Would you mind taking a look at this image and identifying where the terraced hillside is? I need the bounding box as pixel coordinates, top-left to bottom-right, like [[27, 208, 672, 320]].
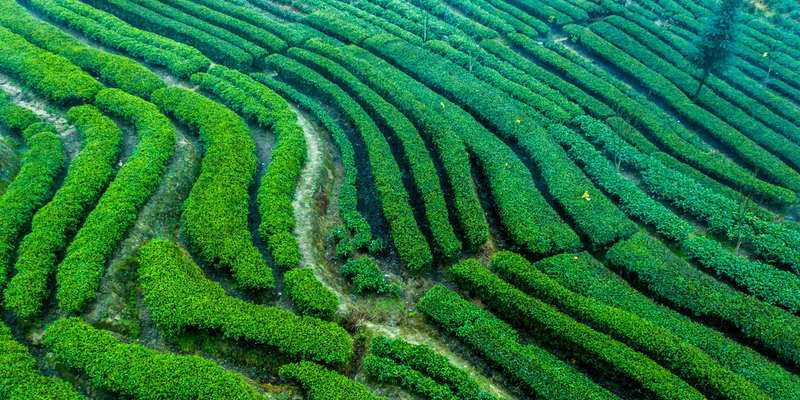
[[0, 0, 799, 398]]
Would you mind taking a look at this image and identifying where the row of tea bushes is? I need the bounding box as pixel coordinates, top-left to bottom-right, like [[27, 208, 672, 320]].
[[43, 317, 262, 400], [56, 89, 175, 313], [138, 239, 352, 364], [279, 361, 380, 400], [151, 87, 273, 290], [363, 356, 458, 400], [4, 105, 121, 318]]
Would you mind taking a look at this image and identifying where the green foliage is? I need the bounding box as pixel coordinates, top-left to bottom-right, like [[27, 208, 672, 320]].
[[407, 0, 498, 39], [151, 87, 272, 290], [264, 54, 432, 272], [139, 239, 352, 364], [304, 10, 375, 44], [0, 25, 101, 104], [43, 317, 261, 400], [81, 0, 254, 69], [501, 0, 573, 25], [27, 0, 209, 77], [4, 105, 121, 318], [537, 250, 800, 399], [493, 251, 769, 400], [279, 361, 381, 400], [417, 285, 618, 400], [0, 321, 84, 400], [285, 268, 338, 320], [0, 0, 164, 99], [191, 66, 306, 270], [450, 259, 705, 400], [303, 40, 488, 251], [367, 35, 635, 249], [0, 91, 38, 134], [340, 257, 399, 295], [690, 0, 742, 75], [288, 46, 461, 260], [370, 336, 496, 400], [250, 73, 373, 249], [363, 356, 458, 400], [57, 89, 175, 313], [607, 234, 800, 366]]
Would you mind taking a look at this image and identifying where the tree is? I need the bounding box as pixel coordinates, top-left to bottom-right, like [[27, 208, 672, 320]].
[[689, 0, 743, 101]]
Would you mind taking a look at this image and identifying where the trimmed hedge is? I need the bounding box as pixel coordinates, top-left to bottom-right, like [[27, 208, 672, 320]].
[[539, 249, 800, 400], [370, 336, 496, 400], [0, 107, 63, 293], [279, 361, 381, 400], [139, 239, 352, 364], [81, 0, 253, 69], [507, 33, 795, 205], [151, 87, 272, 290], [450, 259, 705, 400], [191, 66, 306, 270], [502, 0, 574, 26], [250, 73, 374, 249], [284, 268, 338, 320], [0, 0, 164, 99], [407, 0, 498, 39], [311, 0, 423, 45], [472, 0, 549, 36], [264, 54, 432, 272], [0, 321, 84, 400], [44, 317, 261, 400], [607, 234, 800, 366], [363, 356, 458, 400], [493, 251, 769, 400], [340, 257, 399, 295], [304, 10, 375, 44], [4, 105, 120, 318], [302, 40, 489, 251], [551, 119, 692, 242], [366, 35, 636, 249], [564, 24, 800, 191], [287, 47, 461, 260], [417, 285, 619, 400], [0, 26, 101, 104], [27, 0, 209, 77], [56, 89, 175, 313]]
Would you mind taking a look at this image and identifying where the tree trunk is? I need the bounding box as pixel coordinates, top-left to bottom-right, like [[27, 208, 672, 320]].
[[692, 71, 709, 101], [423, 9, 429, 42]]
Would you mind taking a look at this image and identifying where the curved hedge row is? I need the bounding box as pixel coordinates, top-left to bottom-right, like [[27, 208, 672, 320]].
[[0, 26, 101, 104], [588, 20, 800, 174], [0, 0, 163, 99], [139, 239, 351, 363], [683, 236, 800, 312], [0, 104, 64, 293], [450, 259, 705, 400], [303, 40, 489, 251], [407, 0, 498, 39], [284, 268, 338, 320], [363, 356, 458, 400], [288, 47, 461, 260], [493, 251, 769, 400], [537, 249, 800, 400], [56, 89, 175, 313], [27, 0, 209, 77], [506, 33, 795, 205], [190, 66, 305, 270], [43, 317, 261, 400], [81, 0, 253, 69], [151, 87, 272, 290], [4, 105, 121, 318], [551, 121, 692, 241], [564, 24, 800, 191], [417, 285, 619, 400], [304, 10, 376, 44], [279, 361, 380, 400], [264, 54, 432, 272], [470, 0, 548, 36], [607, 234, 800, 367], [0, 321, 84, 400], [576, 116, 800, 273], [312, 0, 423, 45], [250, 73, 374, 249], [366, 34, 637, 249], [370, 336, 496, 400]]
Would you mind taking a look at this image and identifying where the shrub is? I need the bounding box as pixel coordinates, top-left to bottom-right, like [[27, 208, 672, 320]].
[[139, 239, 352, 364], [4, 105, 121, 318], [44, 318, 261, 400], [279, 361, 381, 400], [57, 89, 175, 313], [340, 257, 399, 295], [151, 87, 272, 290], [0, 90, 38, 133], [363, 356, 458, 400], [285, 268, 338, 320]]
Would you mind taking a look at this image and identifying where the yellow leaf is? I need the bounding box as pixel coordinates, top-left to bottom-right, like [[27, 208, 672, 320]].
[[581, 191, 590, 198], [763, 52, 768, 57], [515, 119, 521, 124], [440, 102, 445, 108]]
